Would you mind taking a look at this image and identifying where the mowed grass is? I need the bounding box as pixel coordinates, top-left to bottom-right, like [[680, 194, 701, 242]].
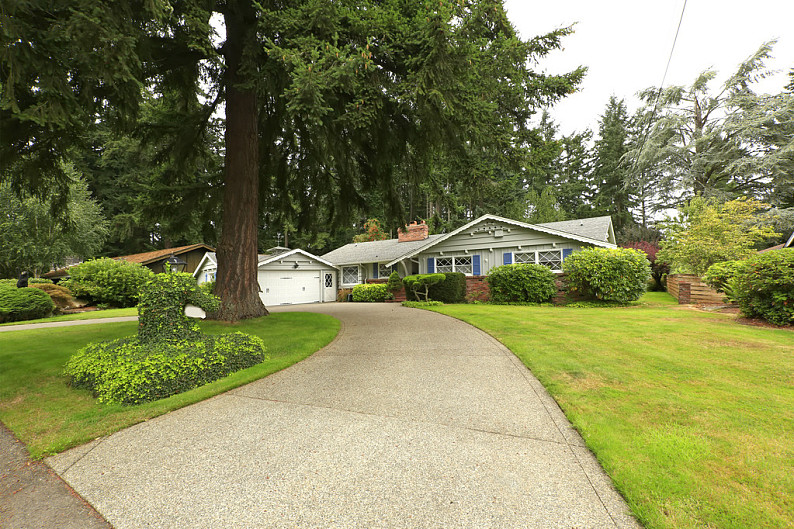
[[431, 292, 793, 529], [0, 307, 138, 326], [0, 312, 339, 459]]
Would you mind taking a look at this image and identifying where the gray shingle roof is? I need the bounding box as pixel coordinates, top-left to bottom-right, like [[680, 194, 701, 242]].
[[321, 234, 445, 265], [537, 216, 614, 243]]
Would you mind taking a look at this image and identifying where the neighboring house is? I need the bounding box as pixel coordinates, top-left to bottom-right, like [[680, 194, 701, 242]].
[[194, 247, 338, 306], [116, 244, 215, 275], [759, 231, 794, 252], [322, 214, 617, 289]]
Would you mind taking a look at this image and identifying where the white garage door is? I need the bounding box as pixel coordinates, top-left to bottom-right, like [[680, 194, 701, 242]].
[[258, 270, 322, 305]]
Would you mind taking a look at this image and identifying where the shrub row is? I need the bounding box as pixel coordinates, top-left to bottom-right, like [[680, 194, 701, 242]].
[[64, 333, 268, 405], [65, 258, 154, 307], [487, 264, 556, 303], [562, 248, 651, 303], [731, 249, 793, 326], [352, 283, 391, 302], [0, 283, 55, 323]]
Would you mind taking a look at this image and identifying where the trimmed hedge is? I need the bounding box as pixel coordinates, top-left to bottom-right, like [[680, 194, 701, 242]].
[[427, 272, 466, 303], [64, 333, 268, 405], [66, 258, 154, 307], [487, 264, 556, 303], [562, 247, 651, 303], [731, 249, 794, 326], [0, 284, 56, 322], [351, 283, 391, 302], [403, 273, 445, 301]]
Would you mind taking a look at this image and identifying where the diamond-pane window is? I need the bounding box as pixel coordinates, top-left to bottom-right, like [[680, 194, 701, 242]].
[[436, 257, 453, 273], [454, 256, 472, 274], [513, 252, 534, 264], [378, 264, 392, 278], [342, 266, 359, 285], [538, 250, 562, 270]]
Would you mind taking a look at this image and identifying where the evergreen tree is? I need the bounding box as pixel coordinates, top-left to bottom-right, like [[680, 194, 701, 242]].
[[2, 0, 583, 320], [591, 96, 634, 231]]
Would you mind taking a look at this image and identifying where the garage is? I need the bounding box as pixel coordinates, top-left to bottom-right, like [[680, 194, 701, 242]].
[[194, 248, 338, 306]]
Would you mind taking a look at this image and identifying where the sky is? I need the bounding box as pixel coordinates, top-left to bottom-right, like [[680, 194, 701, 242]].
[[503, 0, 794, 135]]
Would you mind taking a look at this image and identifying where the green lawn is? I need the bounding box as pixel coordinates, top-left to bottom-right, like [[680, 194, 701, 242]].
[[0, 307, 138, 326], [430, 292, 793, 529], [0, 312, 339, 458]]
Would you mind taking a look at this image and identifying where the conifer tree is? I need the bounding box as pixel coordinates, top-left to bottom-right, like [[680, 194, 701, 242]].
[[2, 0, 583, 320]]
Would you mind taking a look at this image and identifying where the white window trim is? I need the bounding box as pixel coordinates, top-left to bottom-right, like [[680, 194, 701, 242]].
[[435, 255, 474, 276], [513, 249, 565, 273], [341, 265, 361, 286]]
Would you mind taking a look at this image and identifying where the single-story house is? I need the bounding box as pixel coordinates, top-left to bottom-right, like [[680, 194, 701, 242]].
[[194, 247, 338, 305], [321, 214, 617, 289], [116, 244, 215, 275], [759, 231, 794, 252]]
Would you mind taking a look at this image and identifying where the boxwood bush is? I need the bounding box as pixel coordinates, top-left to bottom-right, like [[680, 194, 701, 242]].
[[67, 258, 154, 307], [487, 264, 556, 303], [562, 247, 651, 303], [427, 272, 466, 303], [0, 284, 56, 322], [351, 283, 391, 302], [730, 249, 794, 326]]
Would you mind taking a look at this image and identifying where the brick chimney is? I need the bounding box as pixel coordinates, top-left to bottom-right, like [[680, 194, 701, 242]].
[[398, 221, 429, 242]]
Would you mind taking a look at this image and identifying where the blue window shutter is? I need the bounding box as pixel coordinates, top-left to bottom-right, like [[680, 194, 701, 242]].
[[503, 252, 513, 265], [562, 249, 573, 261], [372, 263, 378, 279], [473, 254, 481, 275], [391, 264, 397, 273], [427, 258, 435, 273]]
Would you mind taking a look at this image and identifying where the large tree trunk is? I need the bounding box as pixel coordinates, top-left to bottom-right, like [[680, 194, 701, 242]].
[[213, 1, 268, 321]]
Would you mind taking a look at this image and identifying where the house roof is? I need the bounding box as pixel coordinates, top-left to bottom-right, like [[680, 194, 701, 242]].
[[193, 249, 337, 277], [115, 244, 215, 266], [258, 248, 338, 269], [321, 234, 445, 266], [537, 216, 615, 244], [383, 214, 617, 267]]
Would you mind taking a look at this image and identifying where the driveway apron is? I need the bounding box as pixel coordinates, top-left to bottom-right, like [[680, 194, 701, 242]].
[[47, 303, 639, 528]]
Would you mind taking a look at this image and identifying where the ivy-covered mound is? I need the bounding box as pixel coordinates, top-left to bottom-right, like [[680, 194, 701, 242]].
[[65, 273, 267, 405]]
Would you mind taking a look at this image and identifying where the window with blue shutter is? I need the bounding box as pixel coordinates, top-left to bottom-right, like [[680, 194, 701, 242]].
[[562, 249, 573, 261], [372, 263, 378, 279], [427, 257, 435, 273], [503, 252, 513, 265], [472, 254, 481, 275]]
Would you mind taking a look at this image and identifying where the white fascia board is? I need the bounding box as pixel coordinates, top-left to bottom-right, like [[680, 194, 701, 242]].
[[192, 252, 217, 278], [386, 214, 616, 267], [257, 248, 339, 269], [786, 231, 794, 248]]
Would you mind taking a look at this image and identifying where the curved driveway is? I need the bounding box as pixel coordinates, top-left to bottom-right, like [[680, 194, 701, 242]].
[[47, 303, 639, 528]]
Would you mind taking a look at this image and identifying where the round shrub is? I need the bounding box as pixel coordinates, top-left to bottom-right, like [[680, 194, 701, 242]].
[[0, 284, 55, 322], [731, 249, 794, 326], [428, 272, 466, 303], [67, 258, 154, 307], [64, 333, 268, 405], [562, 247, 651, 303], [351, 283, 391, 302], [487, 264, 556, 303]]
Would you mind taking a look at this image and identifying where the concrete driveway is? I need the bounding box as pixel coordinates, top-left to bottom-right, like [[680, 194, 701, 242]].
[[47, 303, 639, 528]]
